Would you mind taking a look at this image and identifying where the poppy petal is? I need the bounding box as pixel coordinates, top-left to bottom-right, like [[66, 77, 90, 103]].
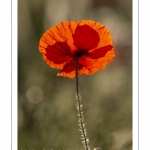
[[78, 20, 113, 50], [78, 47, 115, 75], [72, 25, 100, 50], [79, 57, 95, 68], [58, 59, 83, 78], [39, 21, 78, 54], [87, 48, 115, 72], [89, 45, 113, 59], [45, 42, 72, 64]]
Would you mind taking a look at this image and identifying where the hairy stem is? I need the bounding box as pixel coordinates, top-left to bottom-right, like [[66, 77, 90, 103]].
[[75, 56, 90, 150]]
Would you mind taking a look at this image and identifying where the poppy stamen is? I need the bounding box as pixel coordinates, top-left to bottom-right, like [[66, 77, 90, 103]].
[[74, 49, 89, 58]]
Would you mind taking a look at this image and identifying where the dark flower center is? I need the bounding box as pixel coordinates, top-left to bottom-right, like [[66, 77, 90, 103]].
[[73, 49, 89, 58]]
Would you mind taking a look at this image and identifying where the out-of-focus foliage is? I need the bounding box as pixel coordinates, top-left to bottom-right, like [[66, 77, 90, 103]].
[[18, 0, 132, 149]]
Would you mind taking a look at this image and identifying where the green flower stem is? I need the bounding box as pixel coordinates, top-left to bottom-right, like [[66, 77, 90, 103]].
[[75, 56, 90, 150]]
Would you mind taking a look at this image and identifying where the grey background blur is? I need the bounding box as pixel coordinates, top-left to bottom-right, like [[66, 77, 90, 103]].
[[18, 0, 132, 149]]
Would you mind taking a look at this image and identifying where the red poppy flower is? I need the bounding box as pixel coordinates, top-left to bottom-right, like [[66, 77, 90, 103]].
[[39, 20, 115, 78]]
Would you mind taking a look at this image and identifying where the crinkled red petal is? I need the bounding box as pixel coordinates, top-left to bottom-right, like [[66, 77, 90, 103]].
[[72, 25, 100, 50], [89, 45, 113, 59], [58, 59, 83, 78], [45, 42, 72, 64]]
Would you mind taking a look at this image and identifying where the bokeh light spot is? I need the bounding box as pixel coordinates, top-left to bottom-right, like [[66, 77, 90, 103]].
[[26, 86, 44, 103]]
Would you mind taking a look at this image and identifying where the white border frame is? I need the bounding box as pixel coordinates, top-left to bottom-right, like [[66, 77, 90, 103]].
[[139, 0, 150, 150], [12, 0, 17, 149], [0, 0, 15, 149]]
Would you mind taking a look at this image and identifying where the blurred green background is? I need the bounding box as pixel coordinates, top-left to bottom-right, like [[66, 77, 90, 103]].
[[18, 0, 132, 149]]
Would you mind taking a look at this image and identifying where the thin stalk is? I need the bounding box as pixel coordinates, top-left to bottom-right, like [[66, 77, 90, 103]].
[[75, 56, 90, 150]]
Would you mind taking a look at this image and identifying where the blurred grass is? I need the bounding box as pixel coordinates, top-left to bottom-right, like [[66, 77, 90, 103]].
[[18, 0, 132, 149]]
